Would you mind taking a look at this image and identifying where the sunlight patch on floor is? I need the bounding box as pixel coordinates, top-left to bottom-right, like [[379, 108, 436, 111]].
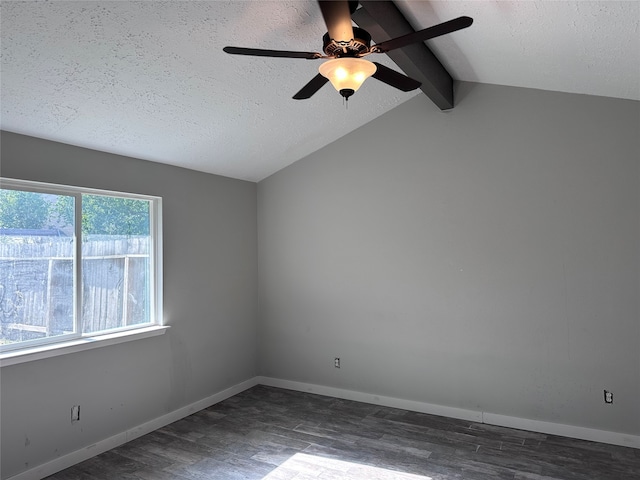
[[262, 452, 432, 479]]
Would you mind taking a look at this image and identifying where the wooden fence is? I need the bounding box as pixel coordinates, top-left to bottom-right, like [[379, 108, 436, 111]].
[[0, 235, 149, 344]]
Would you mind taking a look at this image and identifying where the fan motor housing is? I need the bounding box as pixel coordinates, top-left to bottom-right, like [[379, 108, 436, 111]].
[[323, 27, 371, 57]]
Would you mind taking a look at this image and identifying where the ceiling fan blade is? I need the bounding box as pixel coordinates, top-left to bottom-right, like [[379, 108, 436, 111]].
[[223, 46, 321, 59], [318, 0, 354, 43], [371, 63, 421, 92], [293, 73, 330, 100], [372, 16, 473, 53]]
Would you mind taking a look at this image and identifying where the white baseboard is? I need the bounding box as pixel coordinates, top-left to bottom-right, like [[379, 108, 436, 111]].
[[7, 377, 259, 480], [9, 375, 639, 480], [256, 376, 484, 423], [482, 412, 640, 450], [256, 376, 640, 450]]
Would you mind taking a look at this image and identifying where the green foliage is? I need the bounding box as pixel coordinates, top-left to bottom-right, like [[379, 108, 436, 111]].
[[55, 194, 149, 235], [0, 189, 50, 229], [1, 190, 149, 236], [53, 196, 74, 228], [81, 195, 149, 235]]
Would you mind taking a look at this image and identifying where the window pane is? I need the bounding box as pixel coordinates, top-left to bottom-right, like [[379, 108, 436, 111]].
[[0, 189, 75, 346], [81, 194, 151, 334]]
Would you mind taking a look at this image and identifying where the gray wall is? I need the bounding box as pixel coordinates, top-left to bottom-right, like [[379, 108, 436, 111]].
[[257, 82, 640, 436], [0, 131, 259, 478]]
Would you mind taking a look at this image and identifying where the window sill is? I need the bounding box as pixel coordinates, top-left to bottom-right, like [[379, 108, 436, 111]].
[[0, 325, 170, 367]]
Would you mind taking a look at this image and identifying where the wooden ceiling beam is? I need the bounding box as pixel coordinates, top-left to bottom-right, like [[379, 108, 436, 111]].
[[353, 1, 454, 110]]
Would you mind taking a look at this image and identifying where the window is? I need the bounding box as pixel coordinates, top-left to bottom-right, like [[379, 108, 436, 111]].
[[0, 178, 162, 354]]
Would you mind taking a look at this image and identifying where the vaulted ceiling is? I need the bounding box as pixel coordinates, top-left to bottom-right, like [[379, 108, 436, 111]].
[[1, 1, 638, 182]]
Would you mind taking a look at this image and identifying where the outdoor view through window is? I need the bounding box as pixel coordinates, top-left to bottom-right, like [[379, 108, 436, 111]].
[[0, 183, 155, 350]]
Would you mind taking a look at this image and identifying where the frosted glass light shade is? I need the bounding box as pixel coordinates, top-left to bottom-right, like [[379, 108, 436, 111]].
[[318, 58, 377, 94]]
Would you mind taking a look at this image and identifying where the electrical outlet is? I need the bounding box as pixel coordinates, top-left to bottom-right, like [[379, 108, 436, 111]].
[[604, 390, 613, 404], [71, 405, 80, 422], [334, 357, 340, 368]]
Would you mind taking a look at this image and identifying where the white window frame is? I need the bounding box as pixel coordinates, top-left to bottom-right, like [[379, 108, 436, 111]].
[[0, 178, 166, 366]]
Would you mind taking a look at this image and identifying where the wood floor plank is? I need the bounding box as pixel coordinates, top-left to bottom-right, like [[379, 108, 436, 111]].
[[45, 385, 640, 480]]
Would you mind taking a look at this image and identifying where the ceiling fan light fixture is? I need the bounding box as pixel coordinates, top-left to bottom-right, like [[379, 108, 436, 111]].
[[318, 58, 377, 98]]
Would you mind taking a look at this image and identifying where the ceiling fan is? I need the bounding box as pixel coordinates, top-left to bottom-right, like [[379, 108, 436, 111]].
[[224, 1, 472, 101]]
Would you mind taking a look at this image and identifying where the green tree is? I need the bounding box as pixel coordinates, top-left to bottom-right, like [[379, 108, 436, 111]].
[[82, 195, 149, 235], [56, 194, 149, 236], [1, 189, 149, 235], [0, 189, 50, 229]]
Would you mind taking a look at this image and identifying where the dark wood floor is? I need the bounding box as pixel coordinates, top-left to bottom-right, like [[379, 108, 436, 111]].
[[46, 385, 640, 480]]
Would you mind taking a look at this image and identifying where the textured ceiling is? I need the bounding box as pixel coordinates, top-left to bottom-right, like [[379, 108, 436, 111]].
[[1, 1, 638, 182]]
